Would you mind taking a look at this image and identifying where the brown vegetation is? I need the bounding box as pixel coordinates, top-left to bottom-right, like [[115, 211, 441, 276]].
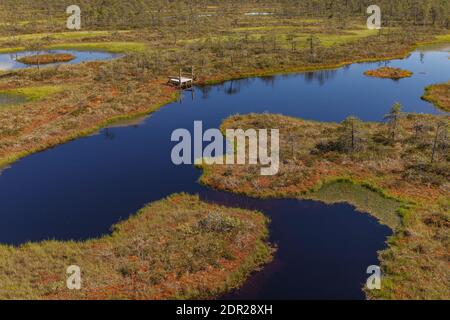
[[0, 1, 448, 172], [199, 112, 449, 299], [0, 194, 273, 299], [0, 61, 178, 168], [0, 0, 448, 300], [422, 82, 450, 112]]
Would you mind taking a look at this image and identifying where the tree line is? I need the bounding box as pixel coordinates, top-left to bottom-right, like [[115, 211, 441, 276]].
[[1, 0, 448, 34], [337, 104, 448, 172]]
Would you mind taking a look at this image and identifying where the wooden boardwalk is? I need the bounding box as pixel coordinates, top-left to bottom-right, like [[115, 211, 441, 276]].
[[168, 76, 193, 88], [168, 67, 195, 89]]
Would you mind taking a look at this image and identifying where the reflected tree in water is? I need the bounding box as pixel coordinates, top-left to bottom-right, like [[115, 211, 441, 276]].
[[104, 128, 116, 140], [199, 86, 212, 99], [260, 76, 277, 88], [303, 69, 337, 86]]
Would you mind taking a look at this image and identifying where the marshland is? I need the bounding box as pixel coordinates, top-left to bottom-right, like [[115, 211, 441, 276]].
[[0, 0, 448, 300]]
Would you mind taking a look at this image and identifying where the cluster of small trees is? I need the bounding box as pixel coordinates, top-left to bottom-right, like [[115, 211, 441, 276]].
[[279, 0, 449, 28], [0, 0, 448, 34]]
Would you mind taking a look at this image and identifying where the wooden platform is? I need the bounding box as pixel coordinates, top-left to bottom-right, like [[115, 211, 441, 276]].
[[168, 67, 195, 89], [168, 76, 193, 88]]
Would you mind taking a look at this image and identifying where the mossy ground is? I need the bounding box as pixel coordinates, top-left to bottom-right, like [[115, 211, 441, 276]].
[[0, 6, 448, 300], [199, 113, 449, 299], [46, 42, 148, 53], [364, 67, 413, 80], [17, 53, 75, 65], [0, 194, 273, 300]]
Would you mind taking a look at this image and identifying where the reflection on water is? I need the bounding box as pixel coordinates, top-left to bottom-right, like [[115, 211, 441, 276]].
[[0, 47, 448, 299], [0, 50, 121, 70], [218, 78, 256, 96]]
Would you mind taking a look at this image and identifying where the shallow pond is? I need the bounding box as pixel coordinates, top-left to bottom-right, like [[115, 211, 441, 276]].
[[0, 93, 27, 106], [0, 50, 120, 70], [0, 47, 448, 299]]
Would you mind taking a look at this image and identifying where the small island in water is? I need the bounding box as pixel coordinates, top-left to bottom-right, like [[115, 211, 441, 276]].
[[0, 0, 448, 302], [364, 66, 413, 80], [0, 194, 273, 299], [17, 53, 76, 65]]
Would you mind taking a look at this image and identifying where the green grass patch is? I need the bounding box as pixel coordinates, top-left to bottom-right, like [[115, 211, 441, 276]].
[[46, 42, 147, 53], [422, 82, 450, 112], [434, 33, 450, 43], [181, 28, 377, 49], [364, 67, 413, 80], [231, 25, 315, 32], [0, 93, 27, 107], [0, 47, 24, 53]]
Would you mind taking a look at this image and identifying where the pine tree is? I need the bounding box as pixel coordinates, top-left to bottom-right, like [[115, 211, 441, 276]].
[[340, 116, 363, 152], [306, 34, 320, 63], [384, 102, 403, 142]]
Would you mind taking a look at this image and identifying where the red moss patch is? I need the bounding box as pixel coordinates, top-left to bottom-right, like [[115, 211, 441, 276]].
[[364, 67, 413, 79]]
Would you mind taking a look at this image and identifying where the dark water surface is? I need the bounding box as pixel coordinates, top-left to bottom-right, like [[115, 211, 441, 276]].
[[0, 50, 120, 70], [0, 47, 448, 299]]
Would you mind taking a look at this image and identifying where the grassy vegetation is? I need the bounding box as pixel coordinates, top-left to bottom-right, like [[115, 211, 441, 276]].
[[0, 85, 68, 101], [0, 77, 178, 170], [199, 112, 449, 299], [46, 42, 148, 53], [0, 193, 273, 299], [17, 53, 75, 65], [180, 28, 378, 50], [0, 30, 129, 42], [0, 17, 445, 173], [422, 82, 450, 112], [0, 42, 147, 54], [0, 0, 448, 300], [0, 47, 23, 53], [0, 91, 27, 107], [433, 34, 450, 43], [364, 67, 413, 80], [0, 29, 143, 54]]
